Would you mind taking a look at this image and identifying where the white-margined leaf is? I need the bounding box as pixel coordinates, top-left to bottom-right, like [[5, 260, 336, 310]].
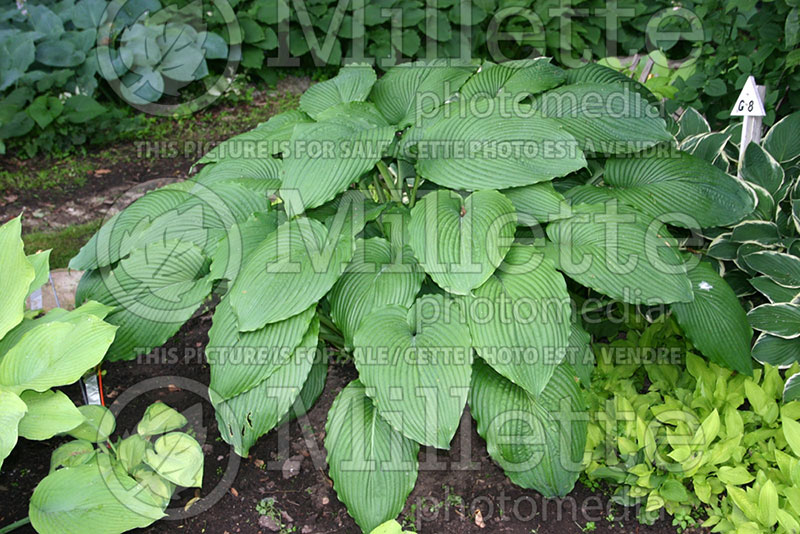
[[748, 303, 800, 339]]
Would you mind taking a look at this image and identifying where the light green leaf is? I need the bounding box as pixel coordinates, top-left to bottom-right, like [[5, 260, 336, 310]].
[[0, 216, 35, 340], [370, 59, 478, 127], [783, 415, 800, 457], [748, 303, 800, 339], [469, 359, 587, 498], [137, 403, 187, 436], [118, 434, 148, 472], [546, 203, 693, 304], [325, 380, 419, 532], [26, 250, 51, 299], [17, 389, 85, 440], [49, 440, 95, 472], [67, 405, 115, 443], [353, 297, 472, 448], [414, 103, 586, 190], [328, 238, 424, 347], [717, 466, 755, 485], [229, 216, 354, 331], [408, 189, 516, 295], [569, 152, 755, 228], [759, 479, 779, 527], [300, 63, 377, 119], [672, 261, 753, 375], [0, 388, 26, 470], [144, 432, 203, 487], [466, 247, 571, 396]]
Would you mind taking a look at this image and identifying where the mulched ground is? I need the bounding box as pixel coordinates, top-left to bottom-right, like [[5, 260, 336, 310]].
[[0, 314, 689, 534]]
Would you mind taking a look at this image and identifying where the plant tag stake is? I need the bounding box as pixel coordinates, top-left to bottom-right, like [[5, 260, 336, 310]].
[[732, 75, 766, 176]]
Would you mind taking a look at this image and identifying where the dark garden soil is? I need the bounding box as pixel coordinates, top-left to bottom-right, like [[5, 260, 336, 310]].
[[0, 315, 697, 534]]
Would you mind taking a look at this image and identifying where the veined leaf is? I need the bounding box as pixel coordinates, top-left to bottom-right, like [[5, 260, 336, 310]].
[[466, 247, 571, 397], [565, 62, 657, 103], [369, 59, 478, 127], [352, 296, 473, 448], [300, 63, 377, 119], [501, 182, 571, 226], [212, 315, 319, 457], [742, 142, 785, 197], [325, 380, 419, 532], [469, 359, 587, 498], [17, 389, 85, 440], [459, 58, 566, 101], [752, 332, 800, 368], [328, 238, 424, 347], [144, 432, 203, 487], [532, 83, 672, 154], [672, 261, 753, 375], [0, 216, 34, 339], [408, 189, 516, 295], [750, 277, 800, 303], [415, 104, 587, 190], [748, 303, 800, 339], [137, 403, 187, 437], [763, 111, 800, 163], [546, 203, 693, 304], [26, 250, 51, 299], [229, 216, 354, 331], [67, 405, 115, 443], [0, 389, 26, 470], [569, 152, 755, 228], [745, 251, 800, 288]]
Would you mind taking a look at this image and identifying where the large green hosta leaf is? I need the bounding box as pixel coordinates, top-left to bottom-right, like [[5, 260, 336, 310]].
[[17, 389, 85, 440], [300, 63, 377, 119], [352, 297, 472, 448], [193, 158, 283, 186], [763, 111, 800, 164], [229, 216, 354, 331], [414, 104, 587, 190], [741, 142, 785, 198], [408, 189, 516, 295], [546, 203, 693, 304], [466, 246, 571, 397], [532, 83, 672, 154], [325, 380, 419, 532], [280, 103, 396, 214], [565, 62, 657, 103], [501, 182, 571, 226], [208, 298, 315, 400], [75, 240, 214, 361], [0, 388, 26, 470], [568, 152, 755, 228], [29, 455, 166, 534], [0, 216, 34, 339], [469, 359, 587, 498], [369, 59, 478, 127], [328, 238, 424, 347], [209, 211, 281, 285], [671, 261, 753, 375], [458, 58, 566, 101], [0, 315, 116, 393]]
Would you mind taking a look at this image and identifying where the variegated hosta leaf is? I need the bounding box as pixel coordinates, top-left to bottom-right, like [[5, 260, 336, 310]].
[[408, 189, 516, 295], [741, 142, 785, 198], [352, 296, 472, 448], [369, 58, 478, 127], [328, 237, 424, 347], [763, 111, 800, 164], [75, 240, 214, 361], [17, 389, 85, 440], [325, 380, 419, 532], [300, 63, 377, 119], [414, 104, 587, 190], [0, 216, 34, 339], [546, 203, 694, 305], [466, 246, 571, 397], [212, 314, 319, 457], [748, 303, 800, 339], [458, 58, 566, 101], [0, 388, 26, 470], [532, 83, 672, 154], [745, 251, 800, 288], [752, 332, 800, 368], [229, 216, 355, 331], [567, 152, 756, 228], [197, 109, 312, 165], [672, 261, 753, 375], [469, 358, 587, 498], [280, 102, 396, 214]]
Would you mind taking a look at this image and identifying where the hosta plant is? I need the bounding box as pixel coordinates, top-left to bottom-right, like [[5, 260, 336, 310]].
[[73, 59, 758, 531]]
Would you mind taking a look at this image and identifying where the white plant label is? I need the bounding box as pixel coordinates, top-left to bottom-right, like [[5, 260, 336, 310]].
[[731, 75, 766, 117]]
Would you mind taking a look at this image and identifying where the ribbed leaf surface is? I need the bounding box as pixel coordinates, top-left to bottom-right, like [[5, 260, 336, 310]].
[[546, 204, 693, 304], [325, 380, 419, 533], [469, 359, 587, 498], [565, 62, 657, 102], [459, 58, 565, 101], [408, 190, 516, 295], [352, 298, 472, 448], [745, 251, 800, 288], [748, 303, 800, 339], [501, 182, 570, 226], [752, 332, 800, 367], [328, 238, 424, 347], [0, 390, 26, 470], [229, 217, 354, 331], [0, 216, 34, 339], [466, 247, 571, 397], [300, 64, 377, 118], [17, 389, 85, 440], [672, 261, 753, 374], [415, 104, 586, 190]]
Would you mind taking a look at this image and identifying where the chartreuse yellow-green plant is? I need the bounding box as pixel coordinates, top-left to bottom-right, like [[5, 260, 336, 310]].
[[72, 60, 759, 532], [585, 313, 800, 533]]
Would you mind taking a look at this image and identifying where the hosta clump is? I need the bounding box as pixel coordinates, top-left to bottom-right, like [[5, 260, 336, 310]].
[[73, 59, 758, 531]]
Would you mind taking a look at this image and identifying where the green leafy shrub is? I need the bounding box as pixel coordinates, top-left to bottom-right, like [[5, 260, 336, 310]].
[[585, 314, 800, 534], [72, 59, 762, 532]]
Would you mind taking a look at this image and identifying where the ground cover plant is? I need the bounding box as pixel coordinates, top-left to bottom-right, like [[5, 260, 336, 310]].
[[64, 58, 770, 532]]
